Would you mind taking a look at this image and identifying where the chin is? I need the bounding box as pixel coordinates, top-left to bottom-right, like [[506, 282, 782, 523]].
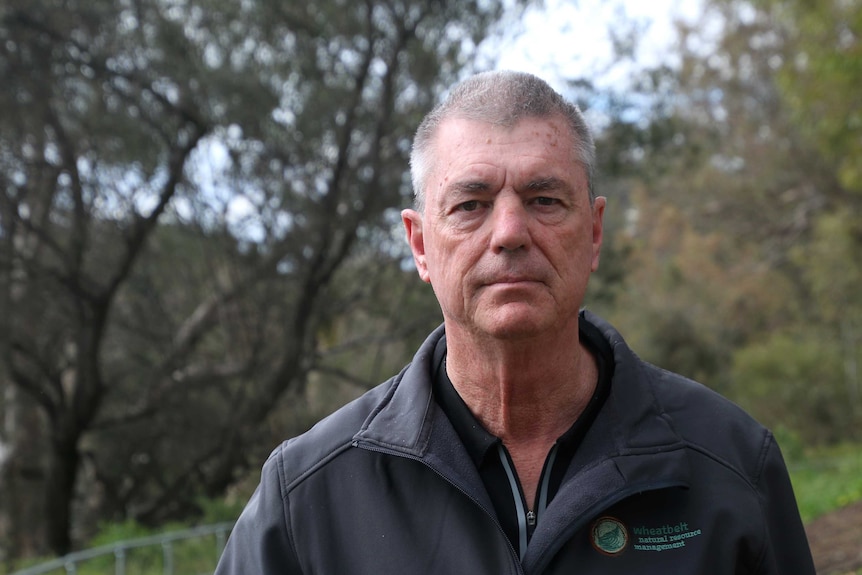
[[475, 301, 582, 341], [478, 313, 551, 341]]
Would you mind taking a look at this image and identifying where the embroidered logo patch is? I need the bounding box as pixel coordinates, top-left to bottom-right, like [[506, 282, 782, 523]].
[[590, 516, 629, 556]]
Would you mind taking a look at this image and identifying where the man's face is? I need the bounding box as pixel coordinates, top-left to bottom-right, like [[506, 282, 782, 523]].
[[402, 115, 605, 341]]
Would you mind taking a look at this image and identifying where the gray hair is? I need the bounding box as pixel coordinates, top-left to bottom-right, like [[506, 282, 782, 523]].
[[409, 70, 596, 211]]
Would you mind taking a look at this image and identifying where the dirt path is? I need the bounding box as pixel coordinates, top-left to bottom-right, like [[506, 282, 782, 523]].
[[806, 500, 862, 574]]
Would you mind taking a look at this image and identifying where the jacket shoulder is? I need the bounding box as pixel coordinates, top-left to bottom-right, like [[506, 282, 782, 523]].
[[646, 362, 773, 482], [584, 309, 774, 484], [263, 372, 401, 490]]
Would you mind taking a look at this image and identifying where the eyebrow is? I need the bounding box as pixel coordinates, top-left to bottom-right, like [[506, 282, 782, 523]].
[[525, 176, 566, 191], [443, 176, 569, 198], [446, 180, 491, 195]]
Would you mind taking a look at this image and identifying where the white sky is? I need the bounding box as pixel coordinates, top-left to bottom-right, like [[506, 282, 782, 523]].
[[490, 0, 705, 92]]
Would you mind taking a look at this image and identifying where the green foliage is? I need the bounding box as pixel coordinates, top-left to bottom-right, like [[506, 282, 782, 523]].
[[772, 425, 806, 464], [790, 443, 862, 523], [88, 520, 158, 548], [792, 210, 862, 326], [594, 0, 862, 450], [731, 332, 853, 444], [196, 495, 247, 524], [755, 0, 862, 192]]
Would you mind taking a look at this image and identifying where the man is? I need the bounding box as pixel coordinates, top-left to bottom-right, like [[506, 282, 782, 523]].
[[215, 71, 815, 574]]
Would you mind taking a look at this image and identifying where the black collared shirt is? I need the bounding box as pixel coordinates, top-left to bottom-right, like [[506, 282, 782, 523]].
[[432, 313, 614, 560]]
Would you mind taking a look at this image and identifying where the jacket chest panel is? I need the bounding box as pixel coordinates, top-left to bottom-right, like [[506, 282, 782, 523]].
[[288, 451, 524, 574], [537, 482, 761, 574]]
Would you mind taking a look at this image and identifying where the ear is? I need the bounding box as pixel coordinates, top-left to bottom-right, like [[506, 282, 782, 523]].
[[402, 209, 431, 283], [590, 197, 606, 272]]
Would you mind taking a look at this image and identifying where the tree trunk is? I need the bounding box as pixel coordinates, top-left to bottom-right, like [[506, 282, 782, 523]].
[[44, 430, 80, 557], [0, 385, 17, 564]]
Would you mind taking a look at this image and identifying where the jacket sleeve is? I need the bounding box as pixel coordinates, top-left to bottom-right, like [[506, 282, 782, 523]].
[[214, 452, 303, 575], [754, 435, 816, 574]]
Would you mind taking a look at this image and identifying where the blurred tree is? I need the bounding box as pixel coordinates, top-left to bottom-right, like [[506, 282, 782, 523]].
[[594, 0, 862, 443], [0, 0, 524, 560], [703, 0, 862, 440], [754, 0, 862, 193], [749, 0, 862, 433]]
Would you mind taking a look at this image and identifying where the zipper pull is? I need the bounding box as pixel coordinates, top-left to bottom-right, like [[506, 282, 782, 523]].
[[526, 510, 536, 526]]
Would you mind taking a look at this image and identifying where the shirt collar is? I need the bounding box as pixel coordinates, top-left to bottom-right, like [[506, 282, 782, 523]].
[[431, 313, 614, 472], [432, 337, 500, 468]]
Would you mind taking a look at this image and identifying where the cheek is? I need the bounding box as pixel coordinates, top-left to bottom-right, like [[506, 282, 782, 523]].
[[552, 230, 593, 273], [427, 249, 472, 303], [431, 261, 462, 292], [425, 231, 465, 272]]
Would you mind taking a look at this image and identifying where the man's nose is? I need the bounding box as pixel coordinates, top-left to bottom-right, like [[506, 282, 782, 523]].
[[490, 195, 531, 253]]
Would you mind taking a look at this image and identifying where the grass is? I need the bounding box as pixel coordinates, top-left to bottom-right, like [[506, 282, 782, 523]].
[[2, 523, 233, 575], [790, 443, 862, 574], [789, 442, 862, 523], [1, 498, 244, 575]]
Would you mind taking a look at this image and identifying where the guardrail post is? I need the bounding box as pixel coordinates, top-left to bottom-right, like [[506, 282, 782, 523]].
[[162, 540, 173, 575], [114, 546, 126, 575]]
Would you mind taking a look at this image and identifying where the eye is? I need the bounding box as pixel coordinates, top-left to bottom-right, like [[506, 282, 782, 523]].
[[532, 196, 558, 206], [458, 200, 481, 212]]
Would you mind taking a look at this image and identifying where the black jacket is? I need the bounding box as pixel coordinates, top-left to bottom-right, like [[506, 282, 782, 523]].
[[215, 312, 815, 574]]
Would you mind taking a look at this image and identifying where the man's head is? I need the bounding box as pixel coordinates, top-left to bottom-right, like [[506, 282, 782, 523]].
[[402, 71, 605, 343], [410, 70, 596, 212]]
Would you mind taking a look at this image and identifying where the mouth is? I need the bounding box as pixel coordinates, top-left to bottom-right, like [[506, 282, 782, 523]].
[[474, 262, 548, 289], [483, 276, 542, 288]]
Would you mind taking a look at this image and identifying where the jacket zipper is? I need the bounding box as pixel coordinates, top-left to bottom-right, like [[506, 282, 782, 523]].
[[497, 442, 560, 561]]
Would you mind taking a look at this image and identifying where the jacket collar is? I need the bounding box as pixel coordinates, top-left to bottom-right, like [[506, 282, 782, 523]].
[[353, 324, 497, 512], [357, 312, 686, 459], [353, 324, 444, 455]]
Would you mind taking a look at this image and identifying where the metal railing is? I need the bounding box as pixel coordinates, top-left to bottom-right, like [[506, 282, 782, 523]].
[[10, 522, 233, 575]]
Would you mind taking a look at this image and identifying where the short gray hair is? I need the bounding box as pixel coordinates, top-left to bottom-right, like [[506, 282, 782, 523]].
[[409, 70, 596, 211]]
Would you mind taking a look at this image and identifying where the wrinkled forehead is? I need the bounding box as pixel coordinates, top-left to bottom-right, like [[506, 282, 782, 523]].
[[428, 115, 582, 177]]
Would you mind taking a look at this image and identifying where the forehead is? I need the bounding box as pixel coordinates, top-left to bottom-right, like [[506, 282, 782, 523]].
[[436, 113, 573, 148], [428, 115, 581, 185]]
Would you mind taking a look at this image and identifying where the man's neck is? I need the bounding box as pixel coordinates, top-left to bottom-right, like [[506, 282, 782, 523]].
[[443, 323, 598, 445], [443, 321, 599, 509]]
